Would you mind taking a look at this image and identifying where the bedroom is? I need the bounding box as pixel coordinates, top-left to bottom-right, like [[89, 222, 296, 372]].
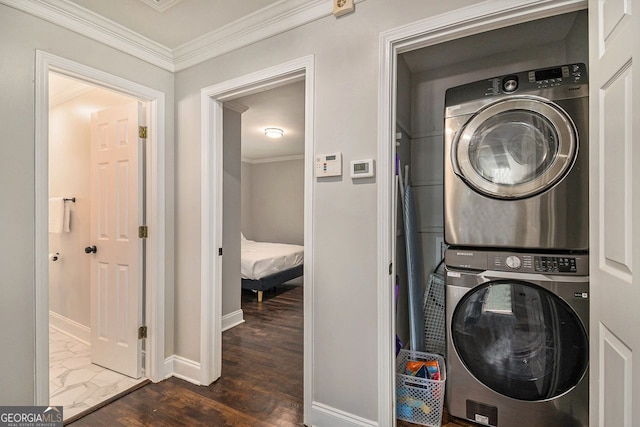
[[222, 79, 305, 324], [239, 81, 305, 304]]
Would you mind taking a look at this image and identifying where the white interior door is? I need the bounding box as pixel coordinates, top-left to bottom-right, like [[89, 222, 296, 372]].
[[589, 0, 639, 426], [89, 101, 144, 378]]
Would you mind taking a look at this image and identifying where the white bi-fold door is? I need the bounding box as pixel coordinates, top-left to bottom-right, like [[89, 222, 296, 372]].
[[589, 0, 640, 425]]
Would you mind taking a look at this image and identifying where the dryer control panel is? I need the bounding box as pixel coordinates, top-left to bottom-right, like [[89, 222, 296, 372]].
[[445, 249, 589, 276], [528, 63, 586, 88], [444, 63, 588, 112]]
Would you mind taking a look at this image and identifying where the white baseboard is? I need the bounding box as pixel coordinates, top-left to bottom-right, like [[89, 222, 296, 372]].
[[164, 355, 201, 385], [221, 309, 244, 332], [49, 311, 90, 345], [310, 401, 378, 427]]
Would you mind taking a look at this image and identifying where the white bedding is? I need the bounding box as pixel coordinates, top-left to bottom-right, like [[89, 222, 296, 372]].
[[241, 239, 304, 280]]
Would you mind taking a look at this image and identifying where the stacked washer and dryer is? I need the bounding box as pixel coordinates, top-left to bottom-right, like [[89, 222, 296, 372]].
[[442, 64, 589, 427]]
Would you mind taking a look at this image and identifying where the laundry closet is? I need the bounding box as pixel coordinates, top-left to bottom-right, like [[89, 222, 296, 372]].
[[394, 9, 589, 426]]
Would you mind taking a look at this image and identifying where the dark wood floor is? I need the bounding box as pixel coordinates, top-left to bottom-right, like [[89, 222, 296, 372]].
[[69, 285, 304, 426], [69, 284, 476, 426]]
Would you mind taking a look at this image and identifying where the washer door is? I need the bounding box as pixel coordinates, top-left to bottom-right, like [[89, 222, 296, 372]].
[[454, 96, 577, 199], [451, 280, 588, 401]]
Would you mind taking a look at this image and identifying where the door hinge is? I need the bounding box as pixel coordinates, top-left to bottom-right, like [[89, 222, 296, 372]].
[[138, 126, 148, 139], [218, 247, 223, 256], [138, 225, 148, 238], [389, 261, 393, 275], [138, 326, 147, 339]]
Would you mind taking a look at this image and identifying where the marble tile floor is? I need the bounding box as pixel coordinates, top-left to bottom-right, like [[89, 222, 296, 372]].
[[49, 327, 146, 420]]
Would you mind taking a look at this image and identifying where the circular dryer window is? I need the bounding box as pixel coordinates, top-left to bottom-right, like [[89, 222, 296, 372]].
[[454, 96, 577, 199], [451, 280, 588, 401]]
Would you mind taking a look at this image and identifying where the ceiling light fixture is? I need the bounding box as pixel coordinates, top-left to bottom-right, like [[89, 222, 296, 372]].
[[264, 128, 284, 138]]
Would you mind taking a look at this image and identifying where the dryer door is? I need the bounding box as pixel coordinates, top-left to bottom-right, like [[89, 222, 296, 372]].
[[454, 96, 577, 199], [450, 280, 588, 401]]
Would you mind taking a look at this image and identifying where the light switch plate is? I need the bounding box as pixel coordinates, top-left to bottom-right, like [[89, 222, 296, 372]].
[[333, 0, 354, 17]]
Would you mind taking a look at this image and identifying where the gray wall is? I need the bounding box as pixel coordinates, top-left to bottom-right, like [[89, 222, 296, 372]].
[[0, 4, 174, 404], [240, 158, 304, 287], [249, 159, 304, 246], [174, 0, 477, 421], [240, 161, 253, 239], [222, 108, 242, 317]]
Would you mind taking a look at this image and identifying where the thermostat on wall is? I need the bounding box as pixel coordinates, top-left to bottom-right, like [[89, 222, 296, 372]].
[[350, 159, 375, 178], [316, 152, 342, 177]]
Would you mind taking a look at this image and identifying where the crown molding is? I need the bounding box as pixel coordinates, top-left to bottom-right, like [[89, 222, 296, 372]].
[[1, 0, 174, 71], [174, 0, 366, 71], [172, 0, 334, 71], [1, 0, 367, 73], [243, 154, 305, 165]]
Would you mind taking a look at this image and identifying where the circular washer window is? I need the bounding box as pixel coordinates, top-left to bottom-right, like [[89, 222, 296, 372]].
[[454, 96, 578, 199], [451, 281, 588, 401]]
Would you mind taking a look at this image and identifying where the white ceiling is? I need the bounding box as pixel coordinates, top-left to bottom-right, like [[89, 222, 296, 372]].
[[235, 81, 305, 162], [70, 0, 280, 49], [48, 73, 93, 108], [49, 73, 137, 111]]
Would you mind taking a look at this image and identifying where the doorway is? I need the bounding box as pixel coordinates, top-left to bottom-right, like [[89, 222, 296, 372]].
[[34, 51, 167, 406], [199, 55, 314, 424], [376, 1, 587, 425], [47, 73, 147, 418], [232, 79, 306, 304]]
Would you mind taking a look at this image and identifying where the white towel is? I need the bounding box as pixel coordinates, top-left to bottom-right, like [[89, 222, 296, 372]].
[[63, 201, 71, 233], [49, 197, 71, 233], [49, 197, 64, 233]]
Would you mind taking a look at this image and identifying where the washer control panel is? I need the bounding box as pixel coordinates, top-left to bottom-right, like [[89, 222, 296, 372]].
[[534, 256, 577, 273], [494, 254, 581, 273], [445, 249, 588, 275]]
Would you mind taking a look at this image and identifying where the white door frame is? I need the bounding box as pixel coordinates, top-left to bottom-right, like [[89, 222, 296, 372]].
[[34, 50, 166, 404], [376, 0, 587, 424], [200, 55, 314, 421]]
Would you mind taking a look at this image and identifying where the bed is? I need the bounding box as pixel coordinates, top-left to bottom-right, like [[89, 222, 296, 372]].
[[241, 236, 304, 302]]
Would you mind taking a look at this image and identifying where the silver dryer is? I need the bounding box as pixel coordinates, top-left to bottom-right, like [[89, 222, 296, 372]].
[[444, 64, 589, 251]]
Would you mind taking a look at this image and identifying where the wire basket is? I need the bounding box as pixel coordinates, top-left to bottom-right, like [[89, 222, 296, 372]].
[[396, 350, 446, 427], [423, 269, 446, 356]]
